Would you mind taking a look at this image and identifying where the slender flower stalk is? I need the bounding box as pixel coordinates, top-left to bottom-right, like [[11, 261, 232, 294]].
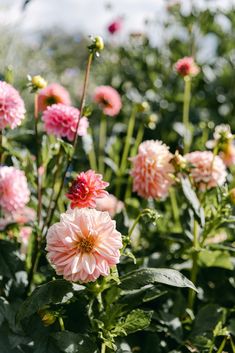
[[101, 343, 106, 353], [183, 76, 191, 154], [188, 219, 199, 309], [87, 128, 98, 171], [98, 112, 107, 174]]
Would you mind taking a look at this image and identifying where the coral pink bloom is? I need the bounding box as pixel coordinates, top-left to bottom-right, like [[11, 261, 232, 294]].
[[0, 166, 30, 213], [185, 151, 227, 191], [220, 143, 235, 167], [46, 208, 122, 283], [66, 170, 109, 209], [130, 140, 175, 199], [96, 194, 124, 218], [175, 57, 200, 77], [93, 86, 122, 116], [0, 81, 25, 130], [38, 83, 71, 112], [42, 103, 88, 141], [108, 19, 122, 34]]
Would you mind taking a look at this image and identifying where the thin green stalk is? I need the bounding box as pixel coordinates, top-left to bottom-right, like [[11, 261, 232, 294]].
[[116, 105, 138, 197], [98, 113, 107, 174], [230, 336, 235, 353], [183, 76, 191, 154], [101, 343, 106, 353], [88, 128, 98, 171], [217, 336, 227, 353], [58, 317, 65, 331], [169, 187, 182, 231], [188, 219, 199, 309], [34, 93, 42, 227]]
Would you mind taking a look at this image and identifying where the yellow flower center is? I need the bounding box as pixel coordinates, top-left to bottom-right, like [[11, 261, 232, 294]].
[[78, 236, 95, 253]]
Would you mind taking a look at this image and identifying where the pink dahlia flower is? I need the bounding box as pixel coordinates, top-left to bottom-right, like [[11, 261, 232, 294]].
[[108, 19, 122, 34], [185, 151, 227, 191], [42, 103, 89, 141], [0, 166, 30, 213], [46, 208, 122, 283], [220, 143, 235, 167], [93, 86, 122, 116], [38, 83, 71, 112], [0, 81, 25, 130], [66, 170, 109, 209], [96, 194, 124, 218], [130, 140, 175, 199], [175, 57, 200, 77]]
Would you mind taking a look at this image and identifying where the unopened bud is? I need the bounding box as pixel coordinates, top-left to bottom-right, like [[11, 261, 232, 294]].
[[31, 75, 47, 89], [38, 309, 57, 327], [88, 36, 104, 53], [137, 101, 150, 113], [171, 150, 187, 171]]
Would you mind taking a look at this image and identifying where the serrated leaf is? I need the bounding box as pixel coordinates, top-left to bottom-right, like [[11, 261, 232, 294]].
[[120, 268, 197, 291], [17, 279, 74, 321], [111, 309, 153, 337], [52, 331, 98, 353], [181, 176, 205, 227]]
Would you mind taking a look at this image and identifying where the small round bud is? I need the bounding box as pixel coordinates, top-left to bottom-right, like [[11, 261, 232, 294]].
[[38, 309, 57, 327], [137, 101, 150, 113], [94, 36, 104, 51], [171, 150, 187, 171], [31, 75, 47, 90]]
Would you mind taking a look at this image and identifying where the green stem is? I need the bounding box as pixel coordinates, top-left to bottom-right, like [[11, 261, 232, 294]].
[[217, 337, 227, 353], [58, 317, 65, 331], [116, 105, 138, 198], [98, 113, 107, 174], [183, 76, 191, 154], [230, 336, 235, 353], [34, 93, 42, 227], [88, 128, 98, 171], [169, 187, 182, 231], [188, 219, 199, 309], [101, 343, 106, 353]]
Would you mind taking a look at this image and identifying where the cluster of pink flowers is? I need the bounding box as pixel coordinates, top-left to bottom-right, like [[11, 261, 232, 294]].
[[42, 103, 88, 141], [185, 151, 227, 191], [0, 166, 30, 213], [0, 81, 25, 130], [38, 83, 71, 112], [130, 140, 175, 199], [93, 86, 122, 116], [66, 170, 109, 209], [46, 208, 122, 283], [175, 57, 200, 77]]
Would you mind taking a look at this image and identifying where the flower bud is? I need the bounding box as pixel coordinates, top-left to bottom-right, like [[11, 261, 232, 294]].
[[171, 150, 187, 171], [137, 101, 150, 113], [31, 75, 47, 90], [94, 36, 104, 51], [38, 309, 57, 327]]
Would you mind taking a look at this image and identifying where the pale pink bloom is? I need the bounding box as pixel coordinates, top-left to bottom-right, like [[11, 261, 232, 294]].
[[0, 207, 35, 230], [19, 226, 32, 254], [185, 151, 227, 191], [220, 143, 235, 167], [0, 166, 30, 213], [42, 103, 89, 141], [93, 86, 122, 116], [0, 81, 25, 129], [130, 140, 175, 199], [96, 194, 124, 218], [108, 19, 122, 34], [38, 83, 71, 112], [66, 170, 109, 209], [46, 208, 122, 283], [175, 57, 200, 77]]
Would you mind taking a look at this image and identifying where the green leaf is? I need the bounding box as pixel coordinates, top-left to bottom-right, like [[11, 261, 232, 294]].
[[120, 268, 197, 292], [191, 304, 222, 338], [111, 309, 153, 337], [17, 279, 74, 321], [58, 139, 74, 158], [0, 240, 22, 279], [52, 331, 98, 353], [198, 250, 233, 270], [181, 176, 205, 227]]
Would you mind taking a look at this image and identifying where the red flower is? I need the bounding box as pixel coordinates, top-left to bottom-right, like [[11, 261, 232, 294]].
[[175, 57, 199, 77], [66, 170, 109, 209], [108, 19, 122, 34]]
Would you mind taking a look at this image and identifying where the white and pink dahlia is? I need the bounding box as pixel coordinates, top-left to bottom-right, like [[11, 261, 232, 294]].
[[0, 81, 25, 129], [42, 103, 88, 141], [93, 86, 122, 116], [46, 208, 122, 283], [130, 140, 175, 199], [38, 83, 71, 112], [96, 194, 124, 218], [185, 151, 227, 191], [0, 166, 30, 213]]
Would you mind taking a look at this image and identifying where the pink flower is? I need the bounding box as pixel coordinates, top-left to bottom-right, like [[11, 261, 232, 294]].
[[185, 151, 227, 191], [42, 103, 89, 141], [108, 19, 122, 34], [19, 226, 32, 254], [0, 81, 25, 130], [0, 166, 30, 213], [175, 57, 200, 77], [66, 170, 109, 209], [93, 86, 122, 116], [38, 83, 71, 112], [220, 143, 235, 167], [130, 140, 175, 199], [96, 194, 124, 218], [46, 208, 122, 283]]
